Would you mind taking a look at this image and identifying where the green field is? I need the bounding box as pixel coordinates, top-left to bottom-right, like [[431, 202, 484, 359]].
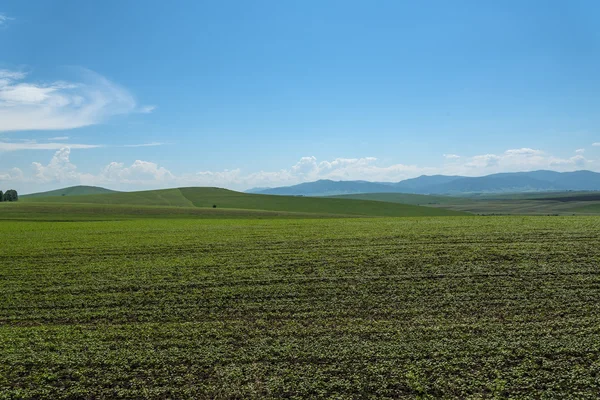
[[330, 192, 474, 205], [332, 192, 600, 215], [17, 187, 467, 218], [0, 202, 349, 221], [21, 185, 119, 198], [2, 212, 600, 398]]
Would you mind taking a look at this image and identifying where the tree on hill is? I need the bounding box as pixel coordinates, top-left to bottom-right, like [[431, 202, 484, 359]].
[[0, 190, 3, 202], [2, 190, 18, 202]]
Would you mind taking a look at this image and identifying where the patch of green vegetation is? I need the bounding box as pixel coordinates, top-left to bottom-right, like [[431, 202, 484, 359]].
[[21, 185, 118, 198], [1, 216, 600, 398], [330, 192, 473, 205], [21, 188, 192, 207], [570, 203, 600, 214], [329, 192, 600, 215], [19, 187, 468, 217], [427, 199, 600, 215], [463, 191, 600, 200], [0, 202, 345, 221]]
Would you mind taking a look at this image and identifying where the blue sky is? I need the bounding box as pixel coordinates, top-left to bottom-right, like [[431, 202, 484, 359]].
[[1, 0, 600, 193]]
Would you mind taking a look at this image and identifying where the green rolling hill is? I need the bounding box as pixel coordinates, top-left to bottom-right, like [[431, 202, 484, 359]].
[[21, 185, 119, 198], [329, 192, 474, 206], [18, 187, 468, 217]]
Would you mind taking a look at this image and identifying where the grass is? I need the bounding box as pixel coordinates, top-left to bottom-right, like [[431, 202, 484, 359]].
[[0, 202, 348, 221], [571, 203, 600, 214], [21, 185, 119, 198], [330, 192, 475, 205], [21, 188, 194, 207], [331, 192, 600, 215], [2, 215, 600, 398], [464, 191, 600, 200], [18, 187, 467, 217]]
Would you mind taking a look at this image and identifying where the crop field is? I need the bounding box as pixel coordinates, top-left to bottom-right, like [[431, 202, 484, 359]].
[[2, 215, 600, 398], [333, 192, 600, 216], [0, 202, 354, 221]]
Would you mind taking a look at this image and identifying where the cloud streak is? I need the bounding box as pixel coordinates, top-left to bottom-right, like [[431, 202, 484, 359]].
[[0, 139, 167, 152], [0, 13, 13, 27], [122, 142, 166, 148], [0, 141, 103, 152], [0, 68, 154, 132], [443, 154, 460, 160]]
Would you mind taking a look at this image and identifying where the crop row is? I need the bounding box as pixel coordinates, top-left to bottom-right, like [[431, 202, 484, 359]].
[[1, 216, 600, 398]]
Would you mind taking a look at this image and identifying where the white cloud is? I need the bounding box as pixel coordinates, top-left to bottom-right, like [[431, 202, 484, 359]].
[[122, 142, 165, 148], [549, 154, 587, 168], [448, 148, 594, 175], [0, 68, 153, 132], [593, 143, 600, 147], [444, 154, 460, 159], [0, 167, 23, 181], [504, 148, 544, 156], [0, 141, 102, 152], [99, 160, 173, 184], [0, 13, 13, 27], [139, 105, 156, 114], [575, 148, 585, 154], [0, 139, 167, 152], [464, 154, 501, 169], [32, 147, 79, 183], [3, 146, 600, 192], [0, 70, 25, 81], [48, 136, 69, 141]]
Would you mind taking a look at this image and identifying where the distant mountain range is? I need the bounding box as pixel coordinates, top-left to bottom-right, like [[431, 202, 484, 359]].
[[248, 170, 600, 196]]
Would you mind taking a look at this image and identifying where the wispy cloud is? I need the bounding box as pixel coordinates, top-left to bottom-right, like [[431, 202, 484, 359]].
[[0, 68, 154, 132], [0, 13, 13, 27], [122, 142, 166, 148], [443, 154, 460, 159], [575, 148, 585, 154], [0, 141, 103, 152], [139, 105, 156, 114], [0, 139, 169, 151], [593, 143, 600, 147]]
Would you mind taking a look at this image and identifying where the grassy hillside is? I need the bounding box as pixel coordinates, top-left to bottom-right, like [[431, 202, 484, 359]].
[[21, 188, 193, 207], [330, 191, 600, 215], [330, 192, 472, 205], [465, 191, 600, 200], [568, 203, 600, 214], [19, 187, 468, 217], [22, 185, 118, 198], [0, 202, 347, 221]]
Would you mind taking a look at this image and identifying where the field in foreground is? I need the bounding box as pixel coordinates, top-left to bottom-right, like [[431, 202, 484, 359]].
[[2, 216, 600, 398]]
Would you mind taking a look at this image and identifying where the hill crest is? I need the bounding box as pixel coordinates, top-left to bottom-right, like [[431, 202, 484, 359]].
[[22, 185, 119, 198]]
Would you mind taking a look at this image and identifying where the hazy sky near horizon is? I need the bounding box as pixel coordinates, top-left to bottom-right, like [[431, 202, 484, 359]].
[[1, 0, 600, 193]]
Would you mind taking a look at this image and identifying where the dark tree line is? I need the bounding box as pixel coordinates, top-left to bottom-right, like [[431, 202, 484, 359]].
[[0, 190, 18, 202]]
